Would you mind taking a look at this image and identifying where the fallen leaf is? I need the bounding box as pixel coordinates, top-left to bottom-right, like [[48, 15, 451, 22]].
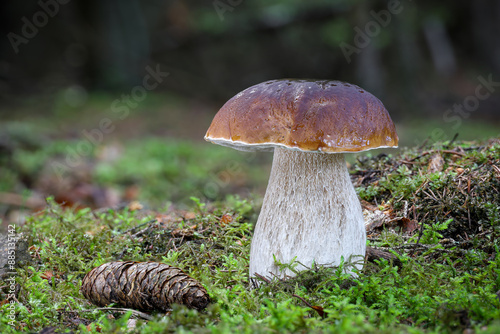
[[364, 209, 388, 232], [428, 153, 444, 174], [40, 271, 54, 280], [171, 229, 194, 238], [128, 201, 143, 211], [360, 200, 378, 212], [155, 214, 175, 225], [398, 217, 419, 234], [311, 305, 325, 318]]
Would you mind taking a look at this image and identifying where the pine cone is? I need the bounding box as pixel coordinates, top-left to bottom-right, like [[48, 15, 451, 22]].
[[81, 261, 210, 312]]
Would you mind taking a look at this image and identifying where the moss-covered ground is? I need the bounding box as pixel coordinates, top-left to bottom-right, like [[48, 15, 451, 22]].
[[0, 137, 499, 333]]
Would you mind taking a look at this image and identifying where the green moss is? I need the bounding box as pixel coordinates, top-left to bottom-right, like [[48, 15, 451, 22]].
[[1, 139, 500, 333]]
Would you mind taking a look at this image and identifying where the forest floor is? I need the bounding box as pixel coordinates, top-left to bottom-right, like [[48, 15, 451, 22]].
[[0, 129, 499, 333], [1, 93, 500, 332]]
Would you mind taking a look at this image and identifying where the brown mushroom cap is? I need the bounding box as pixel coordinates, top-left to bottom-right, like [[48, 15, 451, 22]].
[[205, 79, 398, 153]]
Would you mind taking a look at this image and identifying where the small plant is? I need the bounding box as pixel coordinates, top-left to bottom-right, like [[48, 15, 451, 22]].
[[272, 255, 301, 276], [411, 218, 453, 244], [190, 196, 206, 213]]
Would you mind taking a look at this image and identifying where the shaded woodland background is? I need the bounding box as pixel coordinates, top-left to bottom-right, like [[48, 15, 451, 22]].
[[0, 0, 499, 219], [0, 0, 499, 125]]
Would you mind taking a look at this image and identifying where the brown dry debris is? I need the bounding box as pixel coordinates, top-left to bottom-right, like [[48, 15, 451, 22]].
[[427, 153, 445, 173], [353, 140, 500, 242], [81, 261, 210, 312], [363, 200, 419, 235], [220, 214, 233, 225], [171, 227, 195, 238]]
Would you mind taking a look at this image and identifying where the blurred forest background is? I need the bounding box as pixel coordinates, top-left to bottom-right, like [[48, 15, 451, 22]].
[[1, 0, 500, 138], [0, 0, 499, 222]]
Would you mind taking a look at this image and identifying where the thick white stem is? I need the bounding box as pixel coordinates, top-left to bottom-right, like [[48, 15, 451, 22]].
[[249, 147, 366, 279]]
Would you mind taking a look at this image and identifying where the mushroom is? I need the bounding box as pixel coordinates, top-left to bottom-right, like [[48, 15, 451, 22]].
[[204, 79, 398, 279]]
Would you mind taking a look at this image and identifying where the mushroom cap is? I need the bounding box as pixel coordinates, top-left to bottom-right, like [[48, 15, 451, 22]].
[[204, 79, 398, 153]]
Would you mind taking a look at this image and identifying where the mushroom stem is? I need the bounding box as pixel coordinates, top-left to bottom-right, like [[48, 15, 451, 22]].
[[249, 147, 366, 279]]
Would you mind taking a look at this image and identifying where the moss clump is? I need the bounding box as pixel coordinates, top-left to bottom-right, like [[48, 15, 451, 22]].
[[355, 139, 500, 243]]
